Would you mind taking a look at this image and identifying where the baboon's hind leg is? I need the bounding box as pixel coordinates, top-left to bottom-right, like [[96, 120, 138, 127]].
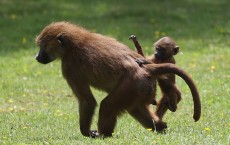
[[128, 105, 167, 132]]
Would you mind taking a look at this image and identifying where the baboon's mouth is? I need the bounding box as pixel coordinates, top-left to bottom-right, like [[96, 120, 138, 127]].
[[154, 54, 162, 60]]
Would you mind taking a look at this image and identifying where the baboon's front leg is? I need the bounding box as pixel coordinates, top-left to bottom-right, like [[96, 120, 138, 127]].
[[71, 82, 97, 137]]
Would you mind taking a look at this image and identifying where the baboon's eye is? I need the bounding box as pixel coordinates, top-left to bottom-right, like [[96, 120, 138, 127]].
[[156, 47, 165, 52]]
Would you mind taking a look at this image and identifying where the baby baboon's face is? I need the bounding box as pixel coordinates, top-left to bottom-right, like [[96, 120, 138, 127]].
[[154, 37, 179, 61]]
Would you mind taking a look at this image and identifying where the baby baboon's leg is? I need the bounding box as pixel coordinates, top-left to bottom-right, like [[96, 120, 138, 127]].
[[155, 87, 181, 119], [154, 97, 168, 120]]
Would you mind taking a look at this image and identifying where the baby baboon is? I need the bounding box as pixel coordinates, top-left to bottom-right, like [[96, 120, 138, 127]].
[[35, 22, 201, 137], [129, 36, 182, 119], [152, 37, 181, 119]]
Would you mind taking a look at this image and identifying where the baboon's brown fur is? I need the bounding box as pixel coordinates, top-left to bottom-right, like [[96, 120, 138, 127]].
[[35, 22, 201, 137]]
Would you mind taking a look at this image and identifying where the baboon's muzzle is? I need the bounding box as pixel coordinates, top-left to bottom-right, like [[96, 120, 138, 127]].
[[35, 49, 54, 64]]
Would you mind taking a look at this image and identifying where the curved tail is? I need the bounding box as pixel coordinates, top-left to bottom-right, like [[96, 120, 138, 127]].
[[145, 63, 201, 121]]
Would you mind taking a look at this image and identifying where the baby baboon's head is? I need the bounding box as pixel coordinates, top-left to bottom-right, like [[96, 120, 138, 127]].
[[154, 36, 179, 61]]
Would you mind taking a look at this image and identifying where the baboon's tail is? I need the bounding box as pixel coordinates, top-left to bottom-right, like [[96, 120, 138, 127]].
[[145, 63, 201, 122]]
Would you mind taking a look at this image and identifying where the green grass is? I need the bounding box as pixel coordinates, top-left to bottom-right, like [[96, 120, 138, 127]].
[[0, 0, 230, 144]]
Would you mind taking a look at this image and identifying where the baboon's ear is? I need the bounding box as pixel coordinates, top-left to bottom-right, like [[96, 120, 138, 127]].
[[174, 46, 180, 55], [56, 33, 67, 46]]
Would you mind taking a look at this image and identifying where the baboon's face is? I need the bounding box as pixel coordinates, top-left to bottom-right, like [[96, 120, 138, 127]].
[[154, 37, 179, 60], [154, 46, 179, 60], [35, 31, 64, 64]]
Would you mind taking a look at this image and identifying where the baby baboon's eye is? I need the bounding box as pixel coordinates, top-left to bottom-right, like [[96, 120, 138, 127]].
[[156, 47, 165, 52]]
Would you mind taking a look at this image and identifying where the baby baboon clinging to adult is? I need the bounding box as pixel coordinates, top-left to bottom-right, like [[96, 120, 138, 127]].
[[152, 37, 181, 119], [129, 36, 182, 119], [35, 22, 201, 138]]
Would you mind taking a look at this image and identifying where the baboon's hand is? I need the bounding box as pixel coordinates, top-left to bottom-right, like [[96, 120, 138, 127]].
[[135, 58, 152, 66]]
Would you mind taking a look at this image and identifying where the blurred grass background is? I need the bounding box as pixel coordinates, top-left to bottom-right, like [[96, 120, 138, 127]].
[[0, 0, 229, 144]]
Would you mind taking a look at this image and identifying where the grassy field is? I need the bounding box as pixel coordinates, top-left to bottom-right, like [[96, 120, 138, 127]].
[[0, 0, 230, 144]]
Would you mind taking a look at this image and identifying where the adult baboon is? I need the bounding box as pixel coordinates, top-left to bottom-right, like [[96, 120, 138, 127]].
[[35, 22, 201, 138]]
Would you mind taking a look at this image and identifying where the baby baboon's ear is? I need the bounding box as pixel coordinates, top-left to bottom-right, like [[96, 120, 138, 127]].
[[56, 33, 68, 46], [174, 46, 180, 55]]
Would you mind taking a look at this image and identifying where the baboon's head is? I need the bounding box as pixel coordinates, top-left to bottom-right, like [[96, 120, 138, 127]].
[[35, 22, 69, 64], [154, 36, 179, 60]]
